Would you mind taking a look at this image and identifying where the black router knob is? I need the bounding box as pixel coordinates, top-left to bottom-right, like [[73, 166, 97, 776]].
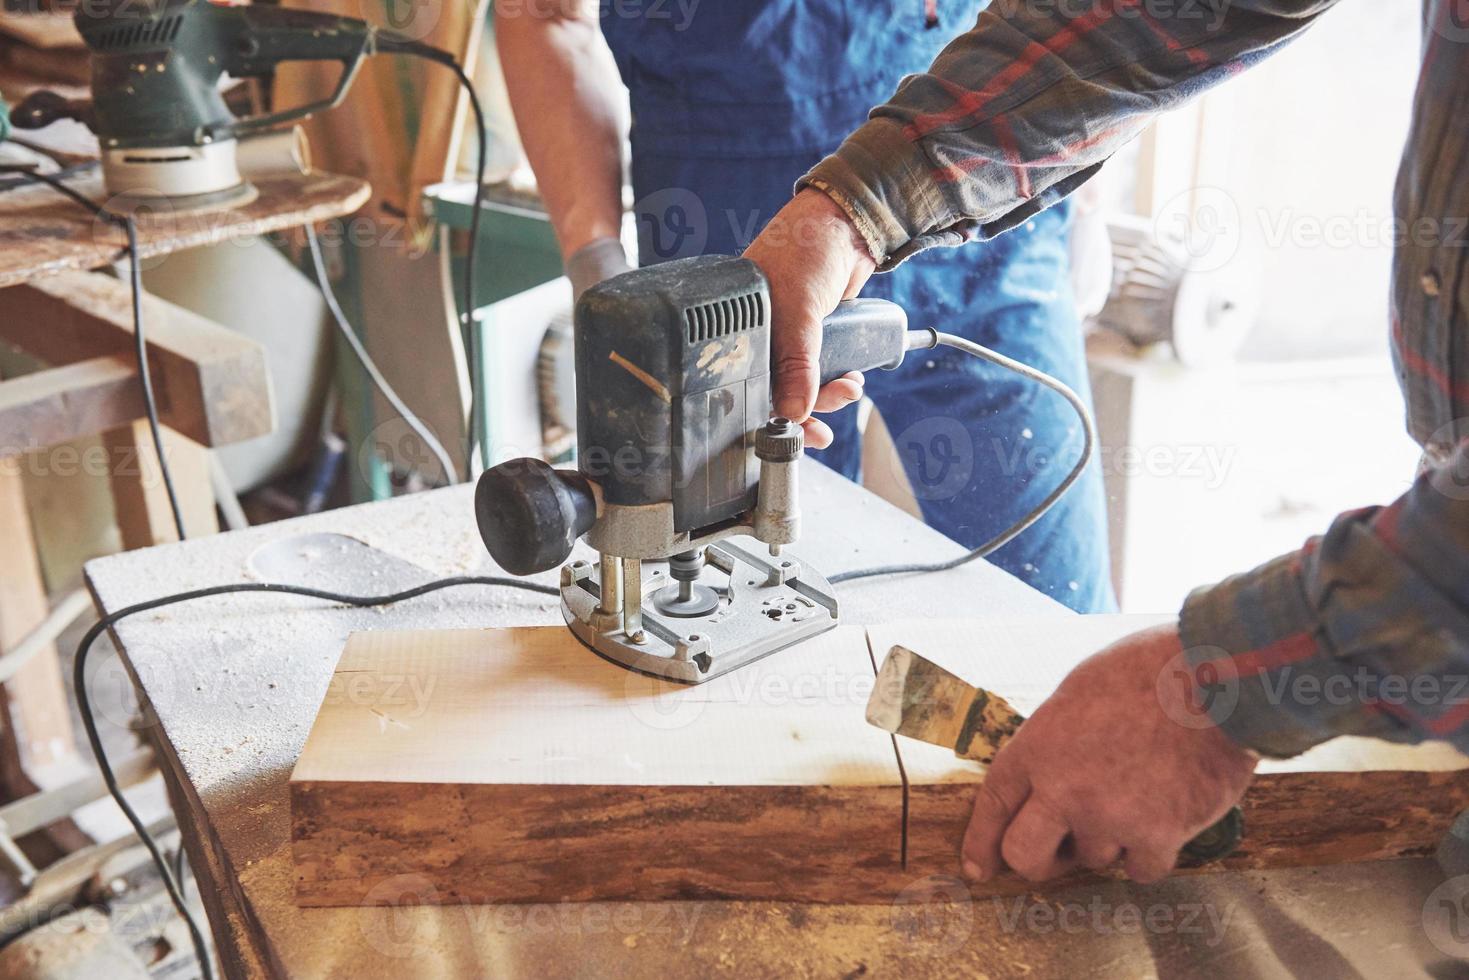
[[475, 458, 596, 576]]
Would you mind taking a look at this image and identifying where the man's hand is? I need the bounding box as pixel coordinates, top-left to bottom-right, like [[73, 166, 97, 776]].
[[744, 189, 877, 449], [565, 236, 632, 301], [962, 624, 1258, 884]]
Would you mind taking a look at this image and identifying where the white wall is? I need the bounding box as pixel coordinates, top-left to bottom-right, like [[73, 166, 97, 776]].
[[1222, 2, 1422, 360]]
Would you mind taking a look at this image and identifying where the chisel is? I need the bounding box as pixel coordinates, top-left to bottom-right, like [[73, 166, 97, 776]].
[[866, 644, 1244, 863]]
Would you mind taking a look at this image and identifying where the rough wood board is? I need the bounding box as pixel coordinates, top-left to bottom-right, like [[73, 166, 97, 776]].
[[1, 271, 275, 447], [0, 170, 370, 288], [0, 457, 78, 794], [0, 9, 82, 49], [0, 355, 142, 454], [101, 419, 217, 548], [292, 625, 904, 906], [866, 616, 1469, 884], [0, 37, 87, 85], [277, 0, 485, 233], [292, 613, 1469, 909]]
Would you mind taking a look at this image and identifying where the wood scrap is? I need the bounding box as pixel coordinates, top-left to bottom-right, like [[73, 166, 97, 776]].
[[0, 457, 79, 799], [0, 35, 87, 86], [0, 8, 83, 50], [0, 354, 142, 454], [101, 418, 217, 547], [1, 271, 275, 448]]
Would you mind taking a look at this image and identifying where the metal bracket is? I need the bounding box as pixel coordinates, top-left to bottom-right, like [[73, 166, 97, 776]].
[[559, 540, 839, 683]]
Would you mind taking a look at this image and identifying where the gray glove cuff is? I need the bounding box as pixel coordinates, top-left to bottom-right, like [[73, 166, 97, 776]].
[[566, 237, 632, 301]]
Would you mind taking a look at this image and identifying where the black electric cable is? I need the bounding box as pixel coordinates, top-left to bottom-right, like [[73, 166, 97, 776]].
[[0, 166, 189, 541], [829, 330, 1097, 585], [304, 222, 459, 484], [375, 38, 490, 474], [120, 213, 189, 539], [76, 575, 558, 980], [0, 159, 97, 193]]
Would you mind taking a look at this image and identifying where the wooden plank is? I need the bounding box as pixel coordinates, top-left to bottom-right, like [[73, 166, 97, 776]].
[[0, 37, 88, 85], [101, 420, 217, 548], [291, 613, 1469, 909], [0, 456, 78, 797], [291, 625, 904, 906], [864, 616, 1469, 888], [0, 346, 266, 457], [0, 170, 370, 288], [1, 271, 275, 447], [0, 356, 143, 455], [0, 9, 83, 50], [277, 0, 484, 232], [401, 0, 487, 240]]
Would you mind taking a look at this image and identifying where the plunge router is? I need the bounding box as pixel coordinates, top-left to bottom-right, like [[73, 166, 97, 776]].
[[475, 254, 936, 683]]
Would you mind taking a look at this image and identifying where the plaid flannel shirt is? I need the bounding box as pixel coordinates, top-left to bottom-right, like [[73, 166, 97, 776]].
[[801, 0, 1469, 758]]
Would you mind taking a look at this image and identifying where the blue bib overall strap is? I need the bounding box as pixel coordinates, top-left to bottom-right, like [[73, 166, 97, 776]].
[[601, 1, 1116, 612]]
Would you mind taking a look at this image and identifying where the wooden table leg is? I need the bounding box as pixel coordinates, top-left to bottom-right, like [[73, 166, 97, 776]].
[[102, 421, 218, 549], [0, 456, 80, 798]]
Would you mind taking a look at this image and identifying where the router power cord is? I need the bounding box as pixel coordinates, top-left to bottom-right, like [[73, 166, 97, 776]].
[[829, 329, 1097, 585]]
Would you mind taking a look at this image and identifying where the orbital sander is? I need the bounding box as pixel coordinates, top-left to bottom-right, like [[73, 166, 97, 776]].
[[9, 0, 431, 206]]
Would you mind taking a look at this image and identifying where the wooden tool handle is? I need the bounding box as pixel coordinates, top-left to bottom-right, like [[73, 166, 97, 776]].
[[1181, 806, 1245, 862], [952, 688, 1026, 764]]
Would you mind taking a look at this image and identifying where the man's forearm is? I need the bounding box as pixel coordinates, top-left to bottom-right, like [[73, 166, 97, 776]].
[[495, 0, 623, 259], [802, 0, 1343, 267], [1181, 440, 1469, 759]]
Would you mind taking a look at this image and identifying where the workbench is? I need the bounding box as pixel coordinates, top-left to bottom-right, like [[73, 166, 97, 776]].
[[85, 462, 1459, 978]]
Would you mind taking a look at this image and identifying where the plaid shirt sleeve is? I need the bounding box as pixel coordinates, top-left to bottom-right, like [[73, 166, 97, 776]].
[[799, 0, 1339, 268], [801, 0, 1469, 759], [1181, 447, 1469, 759]]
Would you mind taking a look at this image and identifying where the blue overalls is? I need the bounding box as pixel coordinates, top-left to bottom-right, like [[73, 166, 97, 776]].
[[602, 2, 1115, 612]]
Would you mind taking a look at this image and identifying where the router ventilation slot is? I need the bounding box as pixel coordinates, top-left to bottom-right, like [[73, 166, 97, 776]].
[[92, 15, 184, 51], [684, 292, 764, 344]]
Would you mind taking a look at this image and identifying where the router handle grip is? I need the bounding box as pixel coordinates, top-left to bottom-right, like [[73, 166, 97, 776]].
[[817, 298, 909, 385]]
